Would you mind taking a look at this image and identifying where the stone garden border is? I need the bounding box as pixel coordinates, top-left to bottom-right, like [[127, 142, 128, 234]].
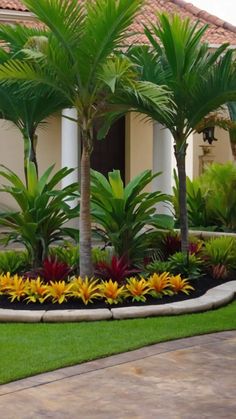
[[0, 281, 235, 322]]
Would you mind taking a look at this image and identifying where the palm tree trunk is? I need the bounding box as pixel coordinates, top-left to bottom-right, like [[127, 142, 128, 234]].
[[23, 134, 38, 186], [174, 143, 189, 253], [29, 134, 39, 176], [79, 130, 93, 278]]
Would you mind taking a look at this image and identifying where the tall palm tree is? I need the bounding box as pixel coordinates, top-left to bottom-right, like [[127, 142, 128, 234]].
[[0, 24, 68, 183], [128, 13, 236, 253], [0, 0, 172, 277]]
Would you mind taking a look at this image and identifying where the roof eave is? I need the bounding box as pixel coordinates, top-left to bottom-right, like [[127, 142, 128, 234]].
[[0, 10, 35, 22]]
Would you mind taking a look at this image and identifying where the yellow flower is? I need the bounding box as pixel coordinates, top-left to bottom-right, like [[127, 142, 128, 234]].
[[0, 272, 13, 294], [70, 276, 101, 305], [45, 280, 72, 304], [7, 274, 29, 302], [99, 279, 126, 304], [125, 277, 150, 302], [24, 277, 48, 303], [169, 274, 194, 295], [147, 272, 172, 297]]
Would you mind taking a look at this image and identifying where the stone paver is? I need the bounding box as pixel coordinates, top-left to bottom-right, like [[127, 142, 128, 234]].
[[0, 331, 236, 418]]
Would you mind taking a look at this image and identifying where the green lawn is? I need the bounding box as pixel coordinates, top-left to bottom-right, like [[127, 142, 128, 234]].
[[1, 301, 236, 385]]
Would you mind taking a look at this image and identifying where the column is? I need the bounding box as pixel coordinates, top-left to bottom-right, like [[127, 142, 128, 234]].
[[61, 108, 80, 187], [153, 122, 173, 214], [61, 108, 81, 212]]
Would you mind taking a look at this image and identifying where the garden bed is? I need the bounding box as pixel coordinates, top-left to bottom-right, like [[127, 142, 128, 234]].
[[0, 275, 234, 311]]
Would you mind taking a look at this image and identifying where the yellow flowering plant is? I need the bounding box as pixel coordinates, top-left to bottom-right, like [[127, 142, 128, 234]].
[[147, 272, 173, 298], [45, 280, 73, 304], [99, 279, 126, 304], [24, 277, 49, 303], [70, 277, 101, 305], [169, 274, 194, 295], [125, 277, 150, 302], [7, 274, 29, 302], [0, 272, 14, 294]]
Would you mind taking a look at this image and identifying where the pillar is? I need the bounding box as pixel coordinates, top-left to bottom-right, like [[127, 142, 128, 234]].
[[153, 122, 173, 214]]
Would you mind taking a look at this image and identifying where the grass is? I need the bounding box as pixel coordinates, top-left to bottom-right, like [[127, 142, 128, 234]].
[[0, 300, 236, 385]]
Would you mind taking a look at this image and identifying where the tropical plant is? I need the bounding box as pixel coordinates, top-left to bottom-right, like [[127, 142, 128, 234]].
[[169, 274, 194, 295], [128, 13, 236, 253], [24, 277, 48, 303], [147, 272, 173, 298], [0, 24, 68, 183], [91, 247, 111, 265], [6, 274, 29, 302], [70, 276, 101, 305], [0, 272, 13, 294], [91, 169, 173, 262], [0, 163, 79, 268], [30, 256, 71, 283], [50, 243, 80, 270], [99, 280, 126, 304], [201, 236, 236, 279], [173, 170, 210, 229], [125, 277, 150, 302], [0, 0, 172, 277], [200, 162, 236, 231], [95, 255, 140, 283], [145, 259, 172, 275], [45, 280, 73, 304], [0, 250, 29, 274], [168, 252, 203, 281]]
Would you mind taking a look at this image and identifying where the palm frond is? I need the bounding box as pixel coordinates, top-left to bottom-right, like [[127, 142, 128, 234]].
[[79, 0, 143, 86]]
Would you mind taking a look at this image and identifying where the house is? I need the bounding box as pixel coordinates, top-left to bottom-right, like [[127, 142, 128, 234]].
[[0, 0, 235, 211]]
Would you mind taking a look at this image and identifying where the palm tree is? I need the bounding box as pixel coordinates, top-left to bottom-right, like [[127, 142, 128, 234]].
[[128, 13, 236, 253], [0, 24, 68, 183], [0, 0, 172, 277]]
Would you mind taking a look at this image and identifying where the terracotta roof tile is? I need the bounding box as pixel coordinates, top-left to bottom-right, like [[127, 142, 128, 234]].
[[0, 0, 27, 11], [0, 0, 235, 45]]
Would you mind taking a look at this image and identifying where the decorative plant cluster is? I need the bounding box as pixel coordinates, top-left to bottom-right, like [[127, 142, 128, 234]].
[[0, 272, 194, 305], [173, 162, 236, 232]]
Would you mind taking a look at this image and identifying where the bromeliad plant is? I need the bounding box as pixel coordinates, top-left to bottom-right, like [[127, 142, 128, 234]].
[[70, 277, 101, 305], [147, 272, 173, 298], [201, 236, 236, 279], [99, 280, 126, 304], [0, 163, 79, 268], [91, 169, 173, 263], [95, 255, 140, 283], [0, 272, 195, 305]]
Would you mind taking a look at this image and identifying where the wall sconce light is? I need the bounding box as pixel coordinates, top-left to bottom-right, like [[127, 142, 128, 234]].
[[202, 126, 217, 144]]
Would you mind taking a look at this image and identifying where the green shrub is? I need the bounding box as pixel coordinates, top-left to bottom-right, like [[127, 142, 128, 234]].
[[91, 169, 174, 263], [0, 163, 79, 268], [201, 162, 236, 231], [0, 250, 29, 274], [168, 252, 203, 281], [173, 163, 236, 232], [202, 236, 236, 279]]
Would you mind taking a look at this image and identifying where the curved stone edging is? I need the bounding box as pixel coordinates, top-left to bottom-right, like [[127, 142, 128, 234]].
[[0, 281, 235, 323]]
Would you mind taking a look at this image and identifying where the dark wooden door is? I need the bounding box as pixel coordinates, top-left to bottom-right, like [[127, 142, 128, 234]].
[[91, 117, 125, 181]]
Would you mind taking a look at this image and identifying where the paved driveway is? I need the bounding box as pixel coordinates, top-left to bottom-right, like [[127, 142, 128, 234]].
[[0, 331, 235, 418]]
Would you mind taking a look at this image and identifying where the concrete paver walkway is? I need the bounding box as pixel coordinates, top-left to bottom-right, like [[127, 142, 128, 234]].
[[0, 331, 236, 418]]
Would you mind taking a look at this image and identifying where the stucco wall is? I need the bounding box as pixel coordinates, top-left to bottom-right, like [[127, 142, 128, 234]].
[[125, 112, 153, 184], [0, 115, 61, 210], [192, 128, 233, 178]]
